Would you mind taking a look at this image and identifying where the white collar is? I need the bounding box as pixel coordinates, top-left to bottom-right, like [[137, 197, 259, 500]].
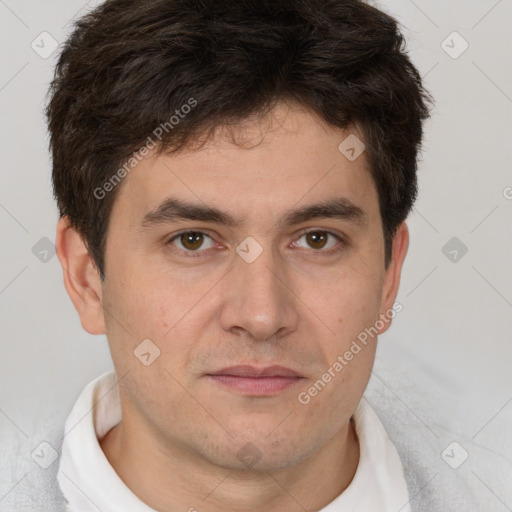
[[57, 370, 411, 512]]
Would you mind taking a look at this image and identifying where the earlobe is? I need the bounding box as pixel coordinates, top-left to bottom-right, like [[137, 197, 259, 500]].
[[55, 216, 106, 335], [377, 221, 410, 335]]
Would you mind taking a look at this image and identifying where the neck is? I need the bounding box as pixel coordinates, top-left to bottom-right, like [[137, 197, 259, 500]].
[[100, 413, 359, 512]]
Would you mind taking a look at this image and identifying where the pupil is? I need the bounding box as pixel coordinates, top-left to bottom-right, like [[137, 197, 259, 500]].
[[307, 232, 326, 249], [182, 232, 203, 250]]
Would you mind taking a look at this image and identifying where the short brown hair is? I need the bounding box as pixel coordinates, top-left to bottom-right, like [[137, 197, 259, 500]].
[[45, 0, 434, 280]]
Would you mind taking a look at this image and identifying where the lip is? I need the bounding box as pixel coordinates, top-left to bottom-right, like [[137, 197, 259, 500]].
[[206, 365, 304, 395], [208, 365, 302, 378]]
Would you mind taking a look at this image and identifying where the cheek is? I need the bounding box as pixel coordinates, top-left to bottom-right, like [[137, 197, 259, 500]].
[[314, 274, 382, 391], [101, 275, 169, 354], [329, 265, 383, 333]]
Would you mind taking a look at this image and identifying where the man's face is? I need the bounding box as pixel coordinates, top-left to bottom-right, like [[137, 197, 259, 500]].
[[97, 101, 403, 472]]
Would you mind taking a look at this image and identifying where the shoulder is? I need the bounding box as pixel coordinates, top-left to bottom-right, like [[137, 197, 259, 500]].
[[0, 414, 68, 511], [364, 366, 512, 512]]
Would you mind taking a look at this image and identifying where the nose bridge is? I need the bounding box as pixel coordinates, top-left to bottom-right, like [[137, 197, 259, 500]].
[[220, 237, 299, 341]]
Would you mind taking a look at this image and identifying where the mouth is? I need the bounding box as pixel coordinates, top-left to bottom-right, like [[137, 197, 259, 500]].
[[206, 365, 304, 395]]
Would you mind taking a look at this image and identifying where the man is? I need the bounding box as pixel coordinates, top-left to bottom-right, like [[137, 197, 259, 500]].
[[46, 0, 433, 510]]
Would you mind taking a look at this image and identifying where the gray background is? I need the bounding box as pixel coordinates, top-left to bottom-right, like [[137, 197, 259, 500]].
[[0, 0, 511, 509]]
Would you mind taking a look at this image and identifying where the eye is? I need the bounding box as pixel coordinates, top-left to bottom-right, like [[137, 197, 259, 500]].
[[167, 230, 216, 255], [291, 229, 344, 252], [166, 228, 345, 258]]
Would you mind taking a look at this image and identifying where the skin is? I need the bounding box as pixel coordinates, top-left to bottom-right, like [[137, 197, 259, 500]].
[[56, 100, 409, 512]]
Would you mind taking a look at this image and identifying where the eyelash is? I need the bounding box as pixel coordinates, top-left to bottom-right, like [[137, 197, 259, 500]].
[[165, 228, 346, 258]]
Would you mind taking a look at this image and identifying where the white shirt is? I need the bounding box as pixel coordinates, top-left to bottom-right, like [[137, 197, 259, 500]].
[[57, 370, 412, 512]]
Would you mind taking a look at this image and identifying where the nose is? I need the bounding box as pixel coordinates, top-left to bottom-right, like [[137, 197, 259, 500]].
[[219, 241, 300, 342]]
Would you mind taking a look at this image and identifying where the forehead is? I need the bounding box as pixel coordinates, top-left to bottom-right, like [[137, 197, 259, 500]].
[[110, 102, 379, 229]]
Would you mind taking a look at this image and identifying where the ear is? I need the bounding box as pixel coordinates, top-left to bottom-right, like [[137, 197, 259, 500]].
[[377, 221, 409, 335], [55, 216, 106, 335]]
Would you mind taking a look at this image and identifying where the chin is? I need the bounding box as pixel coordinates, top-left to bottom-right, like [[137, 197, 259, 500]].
[[206, 435, 313, 474]]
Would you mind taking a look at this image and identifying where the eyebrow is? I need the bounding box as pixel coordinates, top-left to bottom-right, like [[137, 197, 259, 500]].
[[140, 196, 368, 230]]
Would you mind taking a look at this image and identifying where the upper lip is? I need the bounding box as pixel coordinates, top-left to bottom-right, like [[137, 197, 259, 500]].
[[208, 365, 302, 378]]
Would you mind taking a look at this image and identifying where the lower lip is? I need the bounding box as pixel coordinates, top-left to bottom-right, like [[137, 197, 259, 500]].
[[207, 375, 303, 395]]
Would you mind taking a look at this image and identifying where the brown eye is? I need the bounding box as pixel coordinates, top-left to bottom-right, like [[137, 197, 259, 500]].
[[292, 230, 343, 252], [305, 231, 328, 249], [180, 232, 204, 250], [168, 231, 215, 253]]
